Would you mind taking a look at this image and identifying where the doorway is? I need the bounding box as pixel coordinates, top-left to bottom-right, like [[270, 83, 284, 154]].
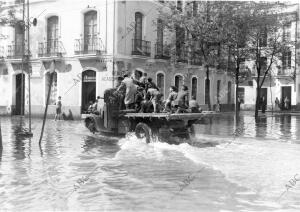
[[15, 73, 25, 115], [259, 88, 268, 110], [81, 70, 96, 114], [281, 86, 291, 109]]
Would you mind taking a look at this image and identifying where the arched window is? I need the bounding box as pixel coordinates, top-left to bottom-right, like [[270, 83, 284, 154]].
[[45, 72, 57, 105], [157, 72, 165, 96], [191, 77, 197, 99], [175, 75, 183, 90], [47, 16, 59, 54], [227, 81, 232, 104], [205, 78, 210, 104], [84, 11, 97, 52]]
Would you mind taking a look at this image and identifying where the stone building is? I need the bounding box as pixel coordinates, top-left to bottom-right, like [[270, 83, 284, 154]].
[[0, 0, 234, 118]]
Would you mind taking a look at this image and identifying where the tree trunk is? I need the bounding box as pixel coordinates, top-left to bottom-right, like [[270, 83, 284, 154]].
[[235, 67, 240, 125], [206, 66, 211, 111], [255, 75, 261, 120], [0, 118, 2, 150]]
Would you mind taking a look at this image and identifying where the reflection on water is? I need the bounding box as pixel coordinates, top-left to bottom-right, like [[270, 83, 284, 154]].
[[0, 113, 300, 211]]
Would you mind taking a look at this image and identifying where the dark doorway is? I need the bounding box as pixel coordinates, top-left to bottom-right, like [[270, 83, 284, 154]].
[[227, 81, 232, 104], [81, 70, 96, 114], [281, 86, 291, 109], [259, 88, 267, 110], [237, 87, 245, 103], [15, 73, 25, 115], [205, 79, 210, 104]]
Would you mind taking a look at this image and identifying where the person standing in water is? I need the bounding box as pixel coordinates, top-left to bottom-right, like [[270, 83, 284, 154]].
[[55, 96, 62, 120]]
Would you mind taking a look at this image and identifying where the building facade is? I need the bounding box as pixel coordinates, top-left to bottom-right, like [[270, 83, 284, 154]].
[[0, 0, 234, 118], [238, 3, 300, 111]]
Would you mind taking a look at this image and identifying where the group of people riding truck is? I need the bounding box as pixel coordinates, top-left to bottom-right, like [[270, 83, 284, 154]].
[[102, 70, 203, 114]]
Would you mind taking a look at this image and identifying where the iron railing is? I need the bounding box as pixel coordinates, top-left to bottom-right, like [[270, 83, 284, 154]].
[[278, 68, 294, 76], [74, 36, 106, 55], [190, 50, 202, 65], [154, 42, 170, 59], [132, 39, 151, 57], [38, 39, 66, 57], [176, 46, 188, 63], [7, 43, 26, 59]]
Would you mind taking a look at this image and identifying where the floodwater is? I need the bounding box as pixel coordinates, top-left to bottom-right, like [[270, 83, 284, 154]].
[[0, 113, 300, 211]]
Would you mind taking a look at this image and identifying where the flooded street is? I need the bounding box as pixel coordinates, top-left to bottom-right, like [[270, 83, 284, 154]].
[[1, 113, 300, 211]]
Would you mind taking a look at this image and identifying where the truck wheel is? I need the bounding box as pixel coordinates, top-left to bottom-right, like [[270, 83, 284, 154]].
[[135, 122, 152, 143]]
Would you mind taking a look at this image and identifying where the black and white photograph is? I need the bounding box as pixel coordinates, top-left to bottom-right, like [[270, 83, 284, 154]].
[[0, 0, 300, 211]]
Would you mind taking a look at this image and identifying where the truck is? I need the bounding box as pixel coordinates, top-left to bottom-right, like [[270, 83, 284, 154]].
[[84, 88, 216, 144]]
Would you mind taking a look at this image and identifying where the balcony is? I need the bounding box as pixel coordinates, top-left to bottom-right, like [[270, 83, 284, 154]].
[[176, 47, 188, 63], [131, 39, 151, 57], [277, 68, 294, 77], [154, 42, 170, 59], [38, 39, 66, 58], [190, 50, 202, 66], [7, 43, 24, 59], [74, 36, 106, 55]]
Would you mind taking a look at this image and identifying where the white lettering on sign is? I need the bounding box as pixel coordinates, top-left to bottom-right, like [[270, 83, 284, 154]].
[[83, 75, 96, 82]]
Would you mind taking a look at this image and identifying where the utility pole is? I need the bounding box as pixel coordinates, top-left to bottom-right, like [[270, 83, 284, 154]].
[[27, 0, 32, 134], [21, 0, 25, 117], [17, 0, 33, 136]]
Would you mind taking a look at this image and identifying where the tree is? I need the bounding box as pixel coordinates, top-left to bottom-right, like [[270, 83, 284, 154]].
[[244, 2, 293, 119], [157, 1, 228, 110], [0, 1, 18, 26], [219, 2, 255, 119]]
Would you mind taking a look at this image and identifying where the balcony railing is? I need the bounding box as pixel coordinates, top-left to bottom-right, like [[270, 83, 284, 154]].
[[278, 68, 294, 76], [7, 44, 24, 59], [176, 46, 188, 63], [155, 42, 170, 59], [38, 39, 66, 57], [190, 50, 202, 65], [74, 36, 106, 55], [131, 39, 151, 57]]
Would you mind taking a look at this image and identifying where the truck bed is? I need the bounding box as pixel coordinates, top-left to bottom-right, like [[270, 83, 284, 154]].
[[124, 111, 217, 120]]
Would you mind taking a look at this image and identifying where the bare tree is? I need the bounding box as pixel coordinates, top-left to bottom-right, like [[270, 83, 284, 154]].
[[157, 1, 227, 110], [245, 2, 293, 119]]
